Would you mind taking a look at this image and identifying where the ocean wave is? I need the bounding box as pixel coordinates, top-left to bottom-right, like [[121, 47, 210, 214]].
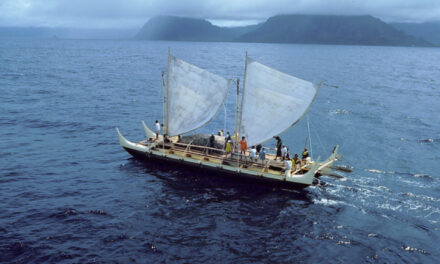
[[1, 73, 24, 80], [402, 245, 429, 255], [366, 169, 433, 180], [328, 109, 351, 115], [417, 138, 440, 143], [49, 208, 80, 219]]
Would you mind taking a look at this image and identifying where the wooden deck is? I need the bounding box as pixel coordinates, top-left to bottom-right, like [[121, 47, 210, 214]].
[[140, 139, 308, 177]]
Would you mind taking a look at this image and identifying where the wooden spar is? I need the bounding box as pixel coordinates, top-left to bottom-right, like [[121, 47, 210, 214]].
[[235, 51, 248, 168], [307, 115, 313, 159], [231, 78, 239, 168], [234, 78, 240, 151]]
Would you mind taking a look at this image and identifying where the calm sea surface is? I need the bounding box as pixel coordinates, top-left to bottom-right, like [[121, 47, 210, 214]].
[[1, 39, 439, 263]]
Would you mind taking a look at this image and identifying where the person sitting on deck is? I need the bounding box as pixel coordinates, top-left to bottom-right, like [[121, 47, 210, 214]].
[[274, 136, 282, 160], [302, 148, 309, 160], [249, 146, 257, 162], [225, 140, 232, 157], [154, 120, 161, 139], [239, 136, 247, 156], [284, 154, 292, 177], [259, 147, 266, 164], [292, 153, 301, 170], [224, 132, 231, 148]]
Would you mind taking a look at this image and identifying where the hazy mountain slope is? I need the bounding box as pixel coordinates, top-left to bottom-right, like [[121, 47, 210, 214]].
[[136, 16, 259, 41], [236, 14, 431, 46], [391, 22, 440, 45]]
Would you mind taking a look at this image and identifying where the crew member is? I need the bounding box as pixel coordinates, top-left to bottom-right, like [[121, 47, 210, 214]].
[[302, 148, 309, 160], [274, 136, 282, 160], [249, 146, 257, 161], [239, 136, 247, 156], [284, 154, 292, 177], [225, 140, 232, 157], [154, 120, 160, 139], [292, 153, 301, 170], [259, 147, 266, 164]]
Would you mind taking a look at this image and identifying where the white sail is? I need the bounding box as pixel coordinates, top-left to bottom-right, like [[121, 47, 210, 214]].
[[164, 54, 231, 136], [239, 57, 319, 147]]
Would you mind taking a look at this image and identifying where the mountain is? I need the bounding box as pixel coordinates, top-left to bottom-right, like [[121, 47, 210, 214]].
[[237, 15, 431, 46], [391, 22, 440, 45], [135, 16, 259, 41], [136, 15, 432, 47], [2, 15, 434, 46]]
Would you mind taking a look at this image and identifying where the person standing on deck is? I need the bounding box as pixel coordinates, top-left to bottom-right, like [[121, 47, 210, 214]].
[[249, 146, 257, 162], [284, 154, 292, 177], [224, 132, 231, 149], [274, 136, 282, 160], [233, 131, 240, 152], [259, 148, 266, 164], [225, 140, 232, 157], [239, 136, 247, 156], [281, 145, 288, 160], [209, 134, 215, 154], [154, 120, 160, 139]]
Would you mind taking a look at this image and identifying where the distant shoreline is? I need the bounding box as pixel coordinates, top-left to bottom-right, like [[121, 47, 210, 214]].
[[1, 36, 439, 48]]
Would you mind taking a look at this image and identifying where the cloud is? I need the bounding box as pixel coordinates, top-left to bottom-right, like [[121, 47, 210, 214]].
[[0, 0, 439, 28]]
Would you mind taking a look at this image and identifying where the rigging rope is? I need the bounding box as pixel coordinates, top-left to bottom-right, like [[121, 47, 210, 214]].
[[307, 115, 313, 159], [309, 116, 327, 154], [223, 103, 227, 133]]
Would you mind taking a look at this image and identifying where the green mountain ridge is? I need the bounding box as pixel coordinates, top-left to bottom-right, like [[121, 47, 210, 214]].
[[1, 15, 437, 46], [135, 16, 260, 42], [136, 15, 433, 47]]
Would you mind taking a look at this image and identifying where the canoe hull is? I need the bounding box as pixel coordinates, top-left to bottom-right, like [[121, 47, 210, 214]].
[[122, 146, 312, 189]]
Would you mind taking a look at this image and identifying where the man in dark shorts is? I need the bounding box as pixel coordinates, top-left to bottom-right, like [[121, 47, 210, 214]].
[[274, 136, 282, 160]]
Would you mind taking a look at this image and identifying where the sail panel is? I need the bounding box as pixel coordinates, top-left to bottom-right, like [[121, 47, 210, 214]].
[[240, 58, 318, 147], [166, 55, 231, 136]]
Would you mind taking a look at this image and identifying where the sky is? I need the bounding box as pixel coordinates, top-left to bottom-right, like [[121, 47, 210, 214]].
[[1, 0, 439, 29]]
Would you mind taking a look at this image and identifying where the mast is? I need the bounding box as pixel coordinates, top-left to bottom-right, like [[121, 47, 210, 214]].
[[238, 51, 248, 138], [307, 115, 313, 159], [234, 78, 240, 152], [163, 48, 170, 135]]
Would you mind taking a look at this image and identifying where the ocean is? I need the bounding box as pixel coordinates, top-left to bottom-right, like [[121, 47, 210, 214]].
[[0, 38, 439, 263]]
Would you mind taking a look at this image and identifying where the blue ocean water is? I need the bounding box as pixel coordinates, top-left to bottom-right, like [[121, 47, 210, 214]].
[[1, 38, 439, 263]]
